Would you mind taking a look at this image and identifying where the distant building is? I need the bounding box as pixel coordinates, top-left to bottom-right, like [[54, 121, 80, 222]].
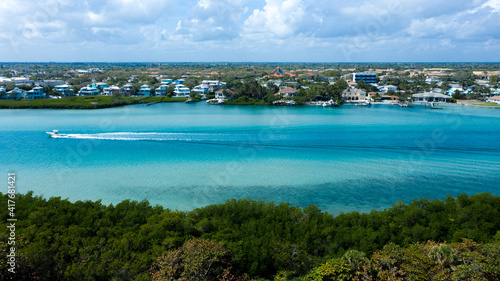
[[264, 67, 296, 78], [103, 85, 120, 96], [342, 88, 367, 102], [161, 79, 173, 85], [79, 85, 101, 96], [11, 77, 32, 85], [277, 87, 298, 98], [121, 84, 133, 96], [55, 84, 74, 96], [412, 92, 451, 103], [487, 96, 500, 104], [202, 80, 223, 91], [215, 89, 236, 100], [5, 88, 27, 100], [174, 79, 185, 85], [136, 85, 151, 97], [192, 84, 210, 95], [425, 78, 439, 84], [26, 87, 46, 99], [173, 84, 190, 97], [378, 85, 398, 93], [37, 80, 67, 87], [353, 73, 377, 84], [155, 85, 169, 96], [94, 83, 109, 90]]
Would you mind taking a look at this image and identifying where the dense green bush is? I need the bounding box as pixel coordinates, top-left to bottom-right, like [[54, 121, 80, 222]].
[[0, 192, 499, 280]]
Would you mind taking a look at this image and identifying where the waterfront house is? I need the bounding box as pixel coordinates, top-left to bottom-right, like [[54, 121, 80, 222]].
[[342, 88, 367, 102], [55, 84, 74, 96], [155, 85, 169, 96], [487, 96, 500, 104], [173, 84, 190, 97], [192, 84, 210, 95], [412, 92, 451, 103], [121, 84, 133, 96], [5, 88, 27, 100], [215, 89, 236, 100], [79, 85, 101, 96], [136, 85, 151, 97], [26, 87, 46, 99], [103, 85, 120, 96], [276, 87, 298, 98]]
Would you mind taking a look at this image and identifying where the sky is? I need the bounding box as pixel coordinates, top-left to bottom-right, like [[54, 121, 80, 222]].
[[0, 0, 499, 62]]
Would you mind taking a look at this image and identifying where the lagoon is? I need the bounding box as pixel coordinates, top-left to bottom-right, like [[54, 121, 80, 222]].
[[1, 103, 499, 214]]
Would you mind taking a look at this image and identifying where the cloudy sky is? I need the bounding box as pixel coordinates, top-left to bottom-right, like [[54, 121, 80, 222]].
[[1, 0, 499, 62]]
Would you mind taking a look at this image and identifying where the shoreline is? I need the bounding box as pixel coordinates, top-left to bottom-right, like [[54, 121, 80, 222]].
[[1, 97, 499, 109]]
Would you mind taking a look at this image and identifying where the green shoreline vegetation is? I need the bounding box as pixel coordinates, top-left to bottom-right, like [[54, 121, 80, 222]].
[[1, 192, 499, 280], [0, 96, 187, 109]]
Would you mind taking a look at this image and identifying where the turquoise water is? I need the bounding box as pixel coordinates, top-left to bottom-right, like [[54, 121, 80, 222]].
[[1, 103, 499, 214]]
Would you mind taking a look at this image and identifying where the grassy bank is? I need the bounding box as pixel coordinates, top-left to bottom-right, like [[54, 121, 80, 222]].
[[458, 100, 500, 107], [0, 96, 187, 109]]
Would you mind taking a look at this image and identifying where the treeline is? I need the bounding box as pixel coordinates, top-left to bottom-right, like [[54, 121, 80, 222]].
[[0, 192, 499, 280], [222, 79, 348, 105]]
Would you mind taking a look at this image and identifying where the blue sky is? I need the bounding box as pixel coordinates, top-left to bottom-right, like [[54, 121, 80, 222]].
[[1, 0, 499, 62]]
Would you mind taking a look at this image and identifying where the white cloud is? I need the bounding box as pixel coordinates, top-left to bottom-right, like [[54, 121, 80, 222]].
[[244, 0, 307, 38], [173, 0, 248, 41], [0, 0, 499, 61]]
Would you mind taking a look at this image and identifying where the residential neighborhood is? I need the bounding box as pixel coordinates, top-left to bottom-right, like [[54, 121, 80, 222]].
[[0, 63, 499, 107]]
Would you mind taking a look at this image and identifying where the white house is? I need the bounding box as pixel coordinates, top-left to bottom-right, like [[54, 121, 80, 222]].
[[79, 85, 101, 96], [55, 84, 74, 96], [136, 85, 151, 97], [202, 80, 223, 91], [173, 84, 190, 97], [103, 85, 120, 96], [26, 87, 46, 99], [378, 85, 398, 93], [11, 77, 31, 85], [192, 84, 210, 95], [155, 85, 169, 96], [412, 92, 452, 103], [487, 96, 500, 104]]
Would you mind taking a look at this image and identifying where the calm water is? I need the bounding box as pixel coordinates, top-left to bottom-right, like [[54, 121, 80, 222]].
[[1, 103, 499, 214]]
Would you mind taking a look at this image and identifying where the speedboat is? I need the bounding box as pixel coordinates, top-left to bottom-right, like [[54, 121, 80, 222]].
[[46, 130, 60, 137]]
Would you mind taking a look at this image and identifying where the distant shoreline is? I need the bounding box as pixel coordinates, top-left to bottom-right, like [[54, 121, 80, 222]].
[[1, 97, 499, 109]]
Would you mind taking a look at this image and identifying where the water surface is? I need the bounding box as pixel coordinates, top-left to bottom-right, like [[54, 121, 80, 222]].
[[1, 103, 499, 214]]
